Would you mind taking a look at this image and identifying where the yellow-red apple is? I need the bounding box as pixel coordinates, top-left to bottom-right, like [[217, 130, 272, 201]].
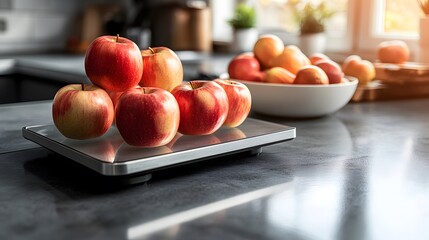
[[84, 35, 143, 92], [314, 60, 344, 84], [271, 45, 310, 75], [377, 40, 410, 64], [342, 55, 375, 85], [139, 47, 183, 92], [253, 34, 284, 69], [171, 81, 229, 135], [115, 87, 180, 147], [294, 65, 329, 85], [264, 67, 295, 84], [213, 79, 252, 127], [228, 52, 264, 82], [52, 84, 114, 140]]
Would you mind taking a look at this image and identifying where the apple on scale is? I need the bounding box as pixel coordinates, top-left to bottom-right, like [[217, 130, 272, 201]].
[[171, 80, 229, 135], [84, 34, 143, 92], [115, 87, 180, 147], [213, 79, 252, 128], [140, 47, 184, 92], [52, 83, 114, 140]]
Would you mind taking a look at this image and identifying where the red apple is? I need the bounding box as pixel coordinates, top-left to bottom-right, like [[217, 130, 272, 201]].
[[228, 52, 264, 82], [213, 79, 251, 127], [52, 84, 114, 140], [314, 60, 344, 84], [139, 47, 184, 92], [253, 34, 284, 69], [294, 65, 329, 85], [171, 81, 229, 135], [264, 67, 295, 84], [115, 87, 180, 147], [84, 35, 143, 92]]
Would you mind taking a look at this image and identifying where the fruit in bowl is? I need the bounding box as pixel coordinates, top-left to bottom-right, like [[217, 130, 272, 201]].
[[253, 34, 284, 69], [294, 65, 329, 85], [314, 60, 343, 84], [264, 67, 295, 84], [228, 52, 264, 82], [271, 45, 310, 75]]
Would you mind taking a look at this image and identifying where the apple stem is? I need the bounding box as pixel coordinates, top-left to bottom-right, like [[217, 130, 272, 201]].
[[116, 34, 119, 42], [81, 83, 85, 91], [142, 88, 146, 94], [189, 81, 195, 89], [148, 47, 155, 54]]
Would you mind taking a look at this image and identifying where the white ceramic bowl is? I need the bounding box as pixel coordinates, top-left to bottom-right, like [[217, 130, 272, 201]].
[[236, 77, 358, 118]]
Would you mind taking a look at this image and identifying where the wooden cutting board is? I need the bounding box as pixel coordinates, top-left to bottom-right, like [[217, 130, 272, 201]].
[[351, 62, 429, 102]]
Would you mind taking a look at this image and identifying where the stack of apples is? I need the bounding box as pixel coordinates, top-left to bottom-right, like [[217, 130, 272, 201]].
[[52, 35, 252, 148], [228, 34, 376, 86]]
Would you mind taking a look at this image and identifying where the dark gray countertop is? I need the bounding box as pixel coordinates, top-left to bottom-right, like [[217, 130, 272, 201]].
[[2, 97, 429, 240]]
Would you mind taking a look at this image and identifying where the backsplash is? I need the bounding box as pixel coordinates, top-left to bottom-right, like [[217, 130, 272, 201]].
[[0, 0, 126, 54]]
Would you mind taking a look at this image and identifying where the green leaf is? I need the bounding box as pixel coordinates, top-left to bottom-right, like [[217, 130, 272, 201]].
[[227, 3, 257, 29]]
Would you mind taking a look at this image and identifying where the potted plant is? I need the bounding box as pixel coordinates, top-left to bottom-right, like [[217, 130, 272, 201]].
[[228, 3, 258, 52], [292, 1, 336, 56], [417, 0, 429, 62]]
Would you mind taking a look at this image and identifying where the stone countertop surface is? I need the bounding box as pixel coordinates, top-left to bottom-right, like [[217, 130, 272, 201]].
[[2, 97, 429, 240]]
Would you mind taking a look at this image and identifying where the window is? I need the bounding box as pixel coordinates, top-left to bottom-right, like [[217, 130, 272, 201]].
[[210, 0, 423, 59], [358, 0, 423, 57], [383, 0, 421, 35], [254, 0, 350, 52]]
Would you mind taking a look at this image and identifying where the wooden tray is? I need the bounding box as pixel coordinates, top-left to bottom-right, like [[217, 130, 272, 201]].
[[351, 62, 429, 102]]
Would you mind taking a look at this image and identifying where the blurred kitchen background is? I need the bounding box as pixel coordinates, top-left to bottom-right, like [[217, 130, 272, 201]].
[[0, 0, 242, 54], [0, 0, 423, 56]]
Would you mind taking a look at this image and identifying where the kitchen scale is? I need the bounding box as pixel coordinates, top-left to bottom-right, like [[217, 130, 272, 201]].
[[22, 118, 295, 183]]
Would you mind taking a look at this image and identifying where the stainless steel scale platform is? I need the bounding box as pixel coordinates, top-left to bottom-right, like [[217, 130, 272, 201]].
[[23, 118, 295, 183]]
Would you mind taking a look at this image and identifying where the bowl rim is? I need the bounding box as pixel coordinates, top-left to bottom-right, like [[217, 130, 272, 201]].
[[232, 76, 358, 88]]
